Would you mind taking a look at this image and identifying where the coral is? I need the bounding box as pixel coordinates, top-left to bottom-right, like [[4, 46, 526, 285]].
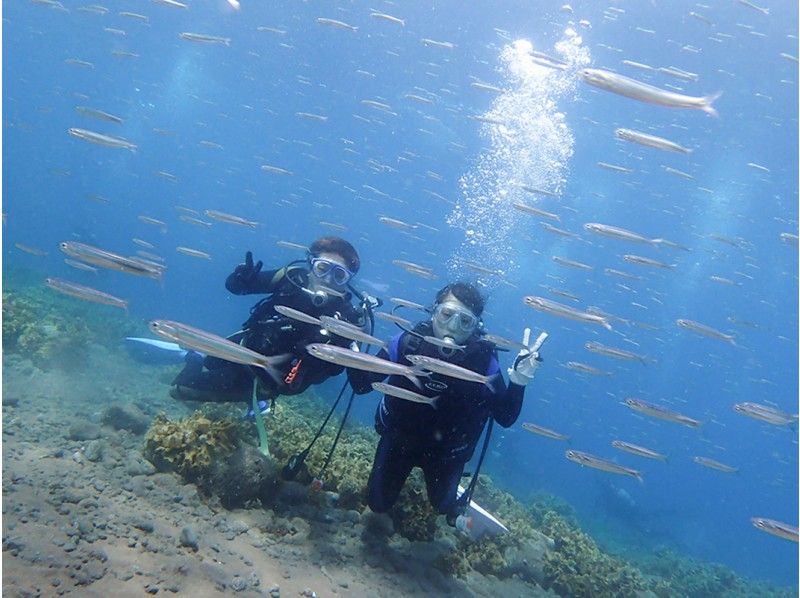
[[632, 547, 797, 598], [143, 412, 238, 480], [262, 396, 378, 510], [390, 470, 439, 542], [2, 284, 137, 367], [539, 511, 647, 597]]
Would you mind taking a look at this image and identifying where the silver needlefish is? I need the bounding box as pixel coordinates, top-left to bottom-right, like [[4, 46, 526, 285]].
[[149, 320, 290, 385], [67, 128, 137, 151], [565, 450, 643, 482], [371, 383, 438, 408], [482, 333, 529, 352], [623, 398, 702, 428], [273, 305, 322, 326], [523, 296, 612, 330], [179, 32, 231, 45], [585, 223, 658, 245], [176, 247, 211, 260], [522, 422, 570, 442], [204, 209, 258, 228], [676, 319, 736, 345], [733, 402, 798, 427], [45, 277, 128, 312], [75, 106, 124, 124], [552, 256, 593, 270], [580, 68, 721, 116], [389, 297, 427, 311], [305, 343, 422, 387], [611, 440, 668, 462], [319, 316, 387, 349], [693, 456, 738, 474], [59, 241, 165, 281], [316, 17, 358, 31], [751, 518, 798, 543], [64, 259, 98, 273], [405, 354, 493, 387], [374, 312, 413, 328], [566, 361, 611, 376], [585, 341, 651, 364], [512, 202, 561, 222], [623, 254, 675, 269]]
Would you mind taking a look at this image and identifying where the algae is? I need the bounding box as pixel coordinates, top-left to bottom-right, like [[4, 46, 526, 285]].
[[143, 412, 239, 479]]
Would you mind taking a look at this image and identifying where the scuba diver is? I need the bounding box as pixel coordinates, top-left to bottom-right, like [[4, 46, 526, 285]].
[[170, 236, 376, 414], [347, 281, 544, 528]]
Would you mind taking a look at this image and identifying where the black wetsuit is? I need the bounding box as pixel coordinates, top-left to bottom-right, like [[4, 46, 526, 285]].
[[172, 265, 365, 402], [348, 322, 525, 517]]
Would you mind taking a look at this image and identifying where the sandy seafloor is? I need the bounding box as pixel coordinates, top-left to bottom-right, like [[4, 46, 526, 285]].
[[2, 340, 556, 598]]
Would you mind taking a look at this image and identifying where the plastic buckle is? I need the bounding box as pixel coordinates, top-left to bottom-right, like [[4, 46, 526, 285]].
[[310, 477, 324, 492]]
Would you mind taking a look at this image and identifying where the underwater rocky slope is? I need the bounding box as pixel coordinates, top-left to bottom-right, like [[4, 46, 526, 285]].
[[2, 283, 796, 597]]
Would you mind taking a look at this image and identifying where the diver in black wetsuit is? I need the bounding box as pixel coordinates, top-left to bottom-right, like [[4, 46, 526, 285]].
[[348, 282, 543, 525], [171, 236, 374, 410]]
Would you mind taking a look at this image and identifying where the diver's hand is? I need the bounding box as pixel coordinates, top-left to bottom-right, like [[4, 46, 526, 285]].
[[231, 251, 263, 286], [507, 328, 543, 386]]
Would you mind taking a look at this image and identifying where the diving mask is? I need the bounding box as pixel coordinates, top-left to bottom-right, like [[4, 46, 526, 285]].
[[431, 301, 479, 344], [309, 257, 354, 286]]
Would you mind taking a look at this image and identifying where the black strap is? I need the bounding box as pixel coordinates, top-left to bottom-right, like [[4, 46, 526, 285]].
[[317, 388, 357, 481], [457, 418, 494, 514]]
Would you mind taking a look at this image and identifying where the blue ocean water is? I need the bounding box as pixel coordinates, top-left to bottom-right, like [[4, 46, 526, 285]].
[[3, 0, 798, 589]]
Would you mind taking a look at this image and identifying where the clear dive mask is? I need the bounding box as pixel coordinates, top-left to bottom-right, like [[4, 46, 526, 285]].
[[309, 257, 354, 286], [431, 301, 479, 345]]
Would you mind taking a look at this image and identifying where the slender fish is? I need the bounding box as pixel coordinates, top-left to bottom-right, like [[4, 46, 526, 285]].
[[204, 209, 258, 228], [405, 354, 492, 387], [75, 106, 124, 124], [565, 450, 643, 482], [522, 422, 570, 442], [45, 278, 128, 311], [611, 440, 668, 461], [305, 343, 422, 386], [676, 319, 736, 344], [566, 361, 612, 376], [751, 518, 798, 543], [733, 403, 798, 427], [319, 316, 387, 348], [614, 128, 691, 154], [523, 296, 612, 330], [372, 383, 438, 408], [59, 241, 165, 280], [67, 128, 137, 151], [624, 398, 702, 428], [693, 456, 738, 474], [585, 341, 650, 364], [389, 297, 427, 311], [374, 312, 413, 328], [316, 17, 358, 31], [512, 202, 561, 221], [581, 68, 721, 116], [150, 320, 290, 385], [64, 259, 98, 273], [623, 254, 674, 269], [176, 247, 211, 260], [274, 305, 322, 326]]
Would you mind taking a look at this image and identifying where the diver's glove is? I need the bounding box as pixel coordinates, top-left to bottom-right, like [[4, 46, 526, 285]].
[[231, 251, 263, 288], [507, 328, 544, 386]]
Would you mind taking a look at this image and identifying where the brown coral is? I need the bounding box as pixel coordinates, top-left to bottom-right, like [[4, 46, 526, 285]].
[[143, 412, 238, 479]]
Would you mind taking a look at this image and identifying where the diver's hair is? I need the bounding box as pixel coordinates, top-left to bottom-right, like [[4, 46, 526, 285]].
[[309, 236, 360, 273], [435, 281, 486, 316]]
